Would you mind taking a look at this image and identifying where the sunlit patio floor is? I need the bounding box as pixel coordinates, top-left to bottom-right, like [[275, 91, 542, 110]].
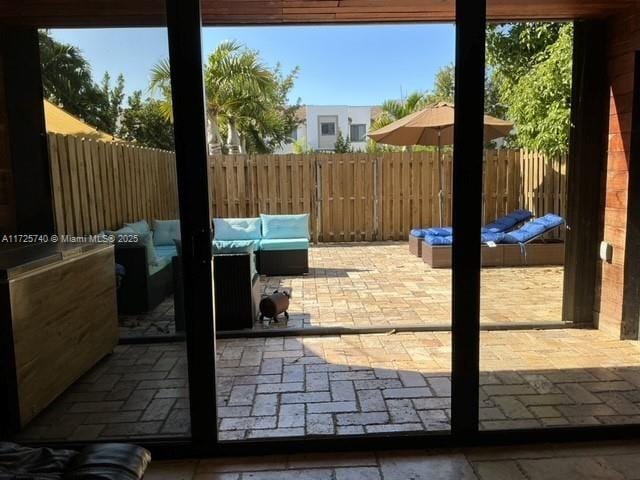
[[119, 242, 565, 339], [17, 328, 640, 442]]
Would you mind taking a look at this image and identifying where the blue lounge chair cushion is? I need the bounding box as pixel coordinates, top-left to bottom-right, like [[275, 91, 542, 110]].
[[410, 228, 427, 238], [420, 210, 532, 239], [481, 232, 505, 243], [425, 227, 453, 237], [502, 214, 564, 244], [424, 232, 506, 246], [213, 217, 262, 241], [484, 209, 532, 233], [261, 214, 310, 239], [259, 238, 309, 251]]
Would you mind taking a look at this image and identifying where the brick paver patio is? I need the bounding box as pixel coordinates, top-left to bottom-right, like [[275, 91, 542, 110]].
[[119, 242, 564, 338], [17, 328, 640, 442]]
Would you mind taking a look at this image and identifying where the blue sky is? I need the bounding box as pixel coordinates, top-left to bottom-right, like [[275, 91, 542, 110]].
[[50, 24, 454, 105]]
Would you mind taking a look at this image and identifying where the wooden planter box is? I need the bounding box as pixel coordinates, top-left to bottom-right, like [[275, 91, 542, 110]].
[[421, 241, 565, 268], [0, 243, 118, 432]]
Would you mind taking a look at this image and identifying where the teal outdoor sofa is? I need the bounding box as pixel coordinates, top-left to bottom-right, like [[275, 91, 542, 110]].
[[213, 213, 310, 276], [103, 219, 181, 314]]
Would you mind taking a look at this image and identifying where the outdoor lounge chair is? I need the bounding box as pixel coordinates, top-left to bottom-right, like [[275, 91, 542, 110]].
[[422, 213, 565, 268], [408, 209, 532, 256]]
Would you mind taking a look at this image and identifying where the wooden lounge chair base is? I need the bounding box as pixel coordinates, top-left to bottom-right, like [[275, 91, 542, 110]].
[[421, 241, 565, 268], [409, 234, 423, 257]]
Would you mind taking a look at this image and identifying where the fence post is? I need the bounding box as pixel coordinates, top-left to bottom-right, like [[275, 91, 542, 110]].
[[314, 155, 322, 243]]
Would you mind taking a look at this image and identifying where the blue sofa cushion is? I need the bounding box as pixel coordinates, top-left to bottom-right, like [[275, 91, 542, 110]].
[[502, 214, 564, 244], [212, 239, 259, 254], [130, 231, 159, 267], [124, 219, 151, 236], [153, 219, 181, 246], [261, 214, 310, 240], [259, 238, 309, 251], [155, 245, 178, 260], [213, 217, 262, 241], [484, 209, 532, 233], [149, 255, 172, 276], [410, 228, 427, 238], [100, 226, 136, 244]]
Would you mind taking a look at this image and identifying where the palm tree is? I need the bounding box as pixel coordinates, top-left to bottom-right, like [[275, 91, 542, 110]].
[[39, 30, 95, 109], [150, 41, 278, 154], [204, 41, 275, 153], [371, 91, 427, 131], [369, 91, 427, 152], [149, 59, 174, 121]]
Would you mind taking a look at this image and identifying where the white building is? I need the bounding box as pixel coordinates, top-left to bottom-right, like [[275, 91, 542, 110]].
[[277, 105, 381, 153]]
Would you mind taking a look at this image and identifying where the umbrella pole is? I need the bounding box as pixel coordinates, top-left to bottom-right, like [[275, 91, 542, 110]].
[[437, 132, 444, 227]]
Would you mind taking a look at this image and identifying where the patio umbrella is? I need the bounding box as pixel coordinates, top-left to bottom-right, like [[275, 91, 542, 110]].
[[368, 102, 513, 226]]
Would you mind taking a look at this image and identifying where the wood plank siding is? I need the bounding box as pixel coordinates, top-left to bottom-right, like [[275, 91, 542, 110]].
[[0, 0, 636, 27]]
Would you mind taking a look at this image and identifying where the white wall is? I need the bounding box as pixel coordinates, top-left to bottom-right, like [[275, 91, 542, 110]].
[[275, 105, 374, 153]]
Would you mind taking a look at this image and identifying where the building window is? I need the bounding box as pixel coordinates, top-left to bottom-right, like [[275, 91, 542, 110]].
[[320, 122, 336, 136], [290, 127, 298, 141], [350, 124, 367, 142]]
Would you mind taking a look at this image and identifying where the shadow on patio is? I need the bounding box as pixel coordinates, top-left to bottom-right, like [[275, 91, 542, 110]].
[[16, 328, 640, 442]]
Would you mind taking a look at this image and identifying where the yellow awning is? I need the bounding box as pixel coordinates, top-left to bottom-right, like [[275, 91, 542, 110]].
[[43, 99, 123, 142]]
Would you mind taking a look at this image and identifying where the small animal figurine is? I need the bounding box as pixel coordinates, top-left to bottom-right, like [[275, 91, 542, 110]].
[[259, 290, 291, 323]]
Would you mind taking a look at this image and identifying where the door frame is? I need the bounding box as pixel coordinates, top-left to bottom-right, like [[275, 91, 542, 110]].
[[154, 0, 640, 458]]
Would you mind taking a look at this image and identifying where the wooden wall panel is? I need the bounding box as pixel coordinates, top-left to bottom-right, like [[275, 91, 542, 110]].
[[595, 6, 640, 337], [0, 0, 635, 26]]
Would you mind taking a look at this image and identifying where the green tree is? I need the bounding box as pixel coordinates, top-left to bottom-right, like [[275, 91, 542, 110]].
[[94, 72, 125, 135], [371, 91, 426, 131], [150, 41, 300, 154], [423, 64, 455, 104], [39, 30, 96, 113], [149, 59, 174, 121], [39, 30, 126, 136], [334, 130, 352, 153], [422, 63, 507, 119], [487, 22, 572, 153], [118, 90, 175, 150]]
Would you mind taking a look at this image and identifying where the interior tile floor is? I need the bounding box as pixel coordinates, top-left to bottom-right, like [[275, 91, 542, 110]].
[[17, 328, 640, 442], [119, 242, 564, 339], [144, 440, 640, 479]]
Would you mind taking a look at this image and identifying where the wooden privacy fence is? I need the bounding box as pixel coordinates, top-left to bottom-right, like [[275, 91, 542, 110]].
[[46, 138, 566, 242], [48, 133, 179, 236], [210, 150, 567, 242]]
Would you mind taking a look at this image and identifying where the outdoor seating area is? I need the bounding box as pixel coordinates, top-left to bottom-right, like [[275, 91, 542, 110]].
[[111, 214, 310, 327], [410, 210, 566, 268], [213, 213, 310, 276]]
